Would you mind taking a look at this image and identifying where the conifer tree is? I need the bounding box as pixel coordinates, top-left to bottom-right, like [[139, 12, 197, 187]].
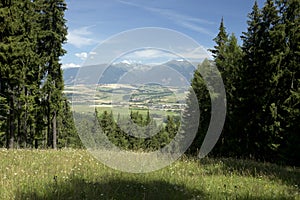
[[274, 0, 300, 165], [0, 0, 75, 149], [240, 0, 283, 159], [214, 33, 243, 156], [185, 59, 212, 155], [0, 0, 31, 148], [209, 17, 228, 72], [37, 0, 67, 149], [240, 0, 266, 157]]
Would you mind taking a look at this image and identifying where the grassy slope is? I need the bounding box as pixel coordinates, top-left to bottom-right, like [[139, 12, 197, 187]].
[[0, 149, 298, 200]]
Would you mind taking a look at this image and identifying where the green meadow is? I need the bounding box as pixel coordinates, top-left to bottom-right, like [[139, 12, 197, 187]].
[[0, 149, 298, 200]]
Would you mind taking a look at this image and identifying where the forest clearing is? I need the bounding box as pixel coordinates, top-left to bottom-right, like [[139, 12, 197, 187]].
[[0, 0, 299, 199], [0, 149, 298, 200]]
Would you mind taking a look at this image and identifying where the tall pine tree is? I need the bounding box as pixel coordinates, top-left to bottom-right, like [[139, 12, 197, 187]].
[[37, 0, 67, 149]]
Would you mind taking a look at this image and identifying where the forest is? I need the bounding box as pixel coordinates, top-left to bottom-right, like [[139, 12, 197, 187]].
[[0, 0, 299, 167], [196, 0, 299, 166], [0, 0, 81, 149]]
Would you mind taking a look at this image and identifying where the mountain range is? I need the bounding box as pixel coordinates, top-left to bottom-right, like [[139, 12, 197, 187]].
[[63, 60, 197, 86]]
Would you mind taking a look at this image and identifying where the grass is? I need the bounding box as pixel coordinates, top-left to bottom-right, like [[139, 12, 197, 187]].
[[0, 149, 298, 200]]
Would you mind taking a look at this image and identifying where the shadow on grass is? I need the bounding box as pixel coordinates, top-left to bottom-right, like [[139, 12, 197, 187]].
[[200, 157, 300, 188], [15, 174, 297, 200], [15, 177, 206, 200]]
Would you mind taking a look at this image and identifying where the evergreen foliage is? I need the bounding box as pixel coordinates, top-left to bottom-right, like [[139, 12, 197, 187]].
[[96, 110, 179, 151], [188, 0, 299, 166], [0, 0, 79, 149]]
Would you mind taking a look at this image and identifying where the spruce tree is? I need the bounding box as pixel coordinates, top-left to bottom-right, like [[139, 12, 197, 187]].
[[241, 0, 288, 160], [58, 98, 82, 148], [0, 0, 30, 148], [0, 0, 76, 149], [37, 0, 68, 149], [274, 0, 300, 165], [216, 33, 243, 156], [185, 59, 212, 155], [209, 17, 228, 72], [240, 0, 265, 158]]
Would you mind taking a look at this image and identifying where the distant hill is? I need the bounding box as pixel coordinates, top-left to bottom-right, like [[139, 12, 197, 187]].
[[63, 60, 197, 86]]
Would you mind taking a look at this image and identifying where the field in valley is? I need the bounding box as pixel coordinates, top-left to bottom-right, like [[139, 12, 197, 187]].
[[0, 149, 299, 200], [66, 84, 188, 123]]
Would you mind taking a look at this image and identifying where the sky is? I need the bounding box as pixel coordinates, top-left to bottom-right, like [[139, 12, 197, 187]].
[[62, 0, 266, 68]]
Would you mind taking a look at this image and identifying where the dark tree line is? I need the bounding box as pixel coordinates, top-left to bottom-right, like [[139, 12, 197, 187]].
[[0, 0, 81, 149], [188, 0, 299, 166], [96, 109, 180, 151]]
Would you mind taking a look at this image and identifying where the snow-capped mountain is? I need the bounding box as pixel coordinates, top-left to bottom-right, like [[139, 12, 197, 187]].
[[63, 60, 197, 86]]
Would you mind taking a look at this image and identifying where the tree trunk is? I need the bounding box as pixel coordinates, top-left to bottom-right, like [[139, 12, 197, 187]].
[[47, 94, 51, 148], [23, 86, 28, 148], [35, 138, 38, 149], [17, 111, 21, 148], [52, 110, 57, 149], [8, 95, 15, 149], [6, 115, 10, 148]]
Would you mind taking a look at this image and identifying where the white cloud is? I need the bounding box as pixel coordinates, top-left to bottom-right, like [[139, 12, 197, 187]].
[[116, 49, 176, 65], [120, 59, 132, 65], [116, 47, 209, 65], [126, 49, 175, 60], [74, 51, 97, 60], [62, 63, 81, 69], [75, 52, 88, 60], [133, 49, 164, 58], [113, 59, 140, 65], [89, 52, 97, 59], [67, 26, 97, 48], [177, 47, 211, 61]]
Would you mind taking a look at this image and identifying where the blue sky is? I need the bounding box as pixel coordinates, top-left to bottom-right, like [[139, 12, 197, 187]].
[[62, 0, 266, 68]]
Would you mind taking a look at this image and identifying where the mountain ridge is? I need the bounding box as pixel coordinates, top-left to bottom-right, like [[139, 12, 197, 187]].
[[63, 60, 198, 86]]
